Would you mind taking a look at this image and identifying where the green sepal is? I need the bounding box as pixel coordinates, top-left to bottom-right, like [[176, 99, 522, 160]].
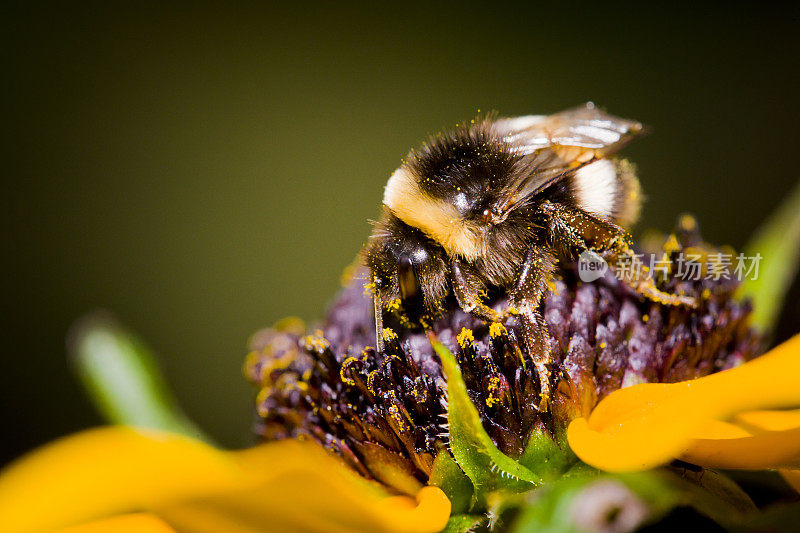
[[68, 311, 212, 443], [429, 448, 475, 515], [432, 339, 541, 506], [738, 179, 800, 337], [518, 426, 577, 481], [441, 514, 485, 533]]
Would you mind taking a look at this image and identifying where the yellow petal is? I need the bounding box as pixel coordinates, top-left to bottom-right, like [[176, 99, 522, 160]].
[[690, 409, 800, 470], [160, 484, 449, 533], [0, 426, 449, 533], [733, 409, 800, 432], [54, 514, 176, 533], [568, 334, 800, 472], [0, 426, 252, 532], [681, 422, 800, 470]]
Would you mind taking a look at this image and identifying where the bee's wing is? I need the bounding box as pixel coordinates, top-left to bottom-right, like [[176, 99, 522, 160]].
[[493, 102, 643, 155], [491, 103, 643, 213]]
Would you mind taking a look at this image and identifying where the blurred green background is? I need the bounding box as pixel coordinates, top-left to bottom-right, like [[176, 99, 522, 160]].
[[2, 3, 799, 464]]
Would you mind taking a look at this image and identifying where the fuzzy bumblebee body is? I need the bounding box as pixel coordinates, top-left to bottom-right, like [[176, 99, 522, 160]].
[[365, 103, 695, 407]]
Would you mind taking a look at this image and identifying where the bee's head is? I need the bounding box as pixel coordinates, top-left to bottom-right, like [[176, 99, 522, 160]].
[[365, 213, 450, 321], [382, 121, 517, 259]]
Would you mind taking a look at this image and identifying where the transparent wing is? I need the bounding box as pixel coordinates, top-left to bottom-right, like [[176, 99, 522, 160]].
[[490, 103, 643, 214], [493, 102, 643, 155]]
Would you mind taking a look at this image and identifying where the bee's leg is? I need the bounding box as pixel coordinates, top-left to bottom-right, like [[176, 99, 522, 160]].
[[451, 253, 557, 410], [509, 246, 557, 411], [450, 259, 503, 322], [373, 292, 385, 353], [606, 237, 697, 307], [595, 234, 697, 308], [541, 201, 697, 308]]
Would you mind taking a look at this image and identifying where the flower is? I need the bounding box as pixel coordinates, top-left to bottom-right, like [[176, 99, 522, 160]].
[[245, 219, 761, 479], [236, 216, 799, 529], [2, 187, 800, 532]]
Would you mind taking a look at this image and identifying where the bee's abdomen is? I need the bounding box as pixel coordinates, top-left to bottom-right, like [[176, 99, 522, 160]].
[[568, 158, 642, 227]]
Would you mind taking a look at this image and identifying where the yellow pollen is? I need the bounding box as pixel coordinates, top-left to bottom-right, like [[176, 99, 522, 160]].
[[242, 350, 260, 379], [367, 371, 378, 395], [256, 350, 297, 385], [301, 331, 330, 352], [489, 322, 507, 338], [256, 386, 272, 417], [485, 376, 501, 407], [663, 234, 680, 254], [388, 404, 405, 431], [382, 327, 397, 341], [387, 392, 407, 431], [363, 281, 376, 295], [340, 357, 359, 386], [457, 327, 474, 348], [679, 214, 697, 231], [386, 298, 401, 312], [642, 314, 649, 323], [291, 381, 309, 392]]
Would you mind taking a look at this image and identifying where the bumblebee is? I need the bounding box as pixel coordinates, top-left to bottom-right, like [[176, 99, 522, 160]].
[[365, 103, 696, 408]]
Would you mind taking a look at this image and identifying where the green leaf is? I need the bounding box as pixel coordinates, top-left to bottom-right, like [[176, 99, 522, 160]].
[[738, 179, 800, 336], [68, 311, 212, 443], [431, 339, 541, 506], [442, 514, 485, 533], [429, 449, 475, 515]]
